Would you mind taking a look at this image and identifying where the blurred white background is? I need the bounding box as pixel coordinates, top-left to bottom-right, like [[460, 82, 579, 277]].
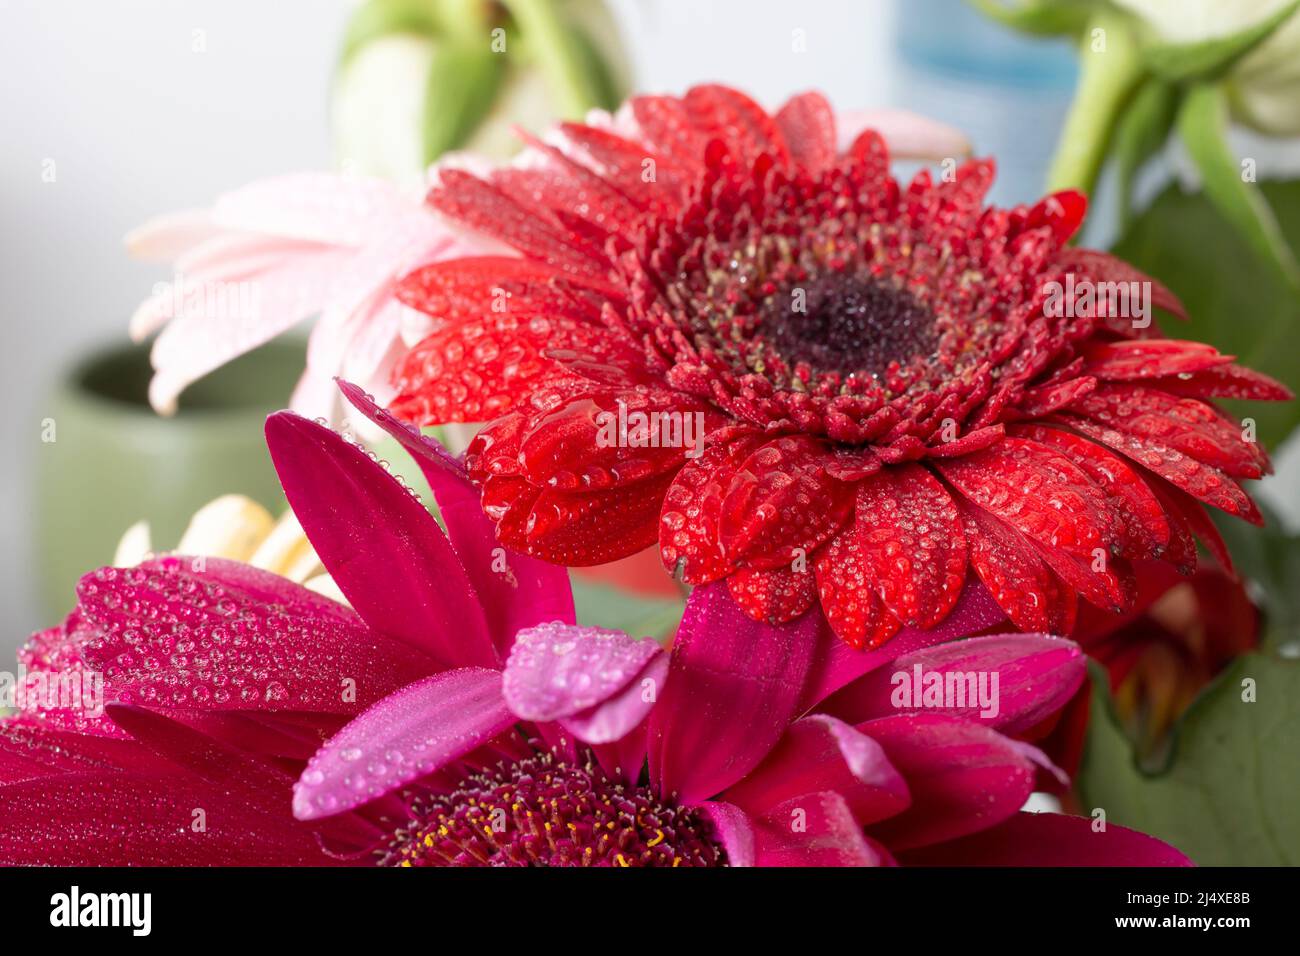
[[0, 0, 900, 651]]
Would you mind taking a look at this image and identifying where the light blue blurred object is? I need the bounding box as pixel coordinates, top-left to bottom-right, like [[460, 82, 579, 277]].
[[895, 0, 1079, 206]]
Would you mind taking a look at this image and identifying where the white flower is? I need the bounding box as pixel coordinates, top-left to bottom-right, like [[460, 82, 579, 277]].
[[1116, 0, 1300, 135]]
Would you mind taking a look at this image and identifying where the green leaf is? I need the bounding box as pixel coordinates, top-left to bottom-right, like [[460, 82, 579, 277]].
[[1178, 82, 1300, 289], [570, 578, 685, 645], [421, 39, 505, 162], [1144, 0, 1300, 83], [1110, 178, 1300, 448], [1110, 79, 1178, 228], [1045, 7, 1144, 198], [1079, 653, 1300, 865], [339, 0, 444, 65], [966, 0, 1097, 37]]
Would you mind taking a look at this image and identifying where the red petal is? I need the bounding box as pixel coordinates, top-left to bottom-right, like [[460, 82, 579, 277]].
[[659, 429, 764, 584], [428, 170, 609, 280], [395, 255, 613, 320], [814, 525, 901, 650], [1034, 546, 1135, 614], [719, 436, 854, 570], [1148, 477, 1237, 577], [847, 465, 967, 628], [630, 94, 710, 171], [1070, 385, 1265, 479], [1054, 248, 1187, 320], [393, 316, 638, 425], [521, 471, 676, 566], [935, 436, 1117, 561], [774, 91, 837, 174], [1010, 424, 1171, 561], [1082, 339, 1231, 382], [960, 501, 1077, 634], [557, 121, 679, 202], [1143, 363, 1294, 402], [1026, 189, 1087, 245], [516, 387, 709, 491], [1060, 416, 1263, 525], [683, 84, 789, 165], [727, 566, 818, 624]]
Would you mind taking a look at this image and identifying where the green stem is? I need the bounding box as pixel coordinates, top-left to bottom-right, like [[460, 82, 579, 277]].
[[501, 0, 601, 118], [1046, 7, 1144, 198]]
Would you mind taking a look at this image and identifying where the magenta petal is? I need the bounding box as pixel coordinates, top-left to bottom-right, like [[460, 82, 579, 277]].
[[824, 633, 1086, 735], [648, 583, 819, 803], [752, 792, 885, 867], [800, 577, 1006, 710], [590, 719, 650, 785], [899, 811, 1193, 866], [0, 772, 329, 865], [108, 704, 295, 814], [339, 380, 575, 653], [858, 714, 1037, 851], [695, 800, 756, 867], [0, 722, 169, 784], [721, 715, 911, 825], [293, 668, 514, 820], [266, 410, 496, 668], [77, 559, 429, 714], [503, 622, 663, 719], [143, 555, 358, 627], [561, 655, 669, 745]]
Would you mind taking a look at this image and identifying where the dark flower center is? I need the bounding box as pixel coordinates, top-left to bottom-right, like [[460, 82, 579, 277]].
[[381, 752, 726, 867], [756, 272, 939, 380]]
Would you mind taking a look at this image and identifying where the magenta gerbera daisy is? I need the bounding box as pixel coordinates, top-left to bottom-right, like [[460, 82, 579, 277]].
[[0, 381, 1187, 867], [390, 84, 1290, 648]]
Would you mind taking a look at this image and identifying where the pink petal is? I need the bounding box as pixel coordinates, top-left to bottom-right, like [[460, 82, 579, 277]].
[[836, 108, 971, 160], [293, 668, 514, 821], [752, 792, 885, 867], [721, 715, 911, 825], [859, 714, 1037, 851], [900, 812, 1193, 866], [339, 380, 575, 652], [648, 582, 819, 803], [694, 800, 756, 867], [800, 577, 1006, 710], [124, 207, 220, 260], [824, 633, 1086, 735], [146, 248, 348, 413], [266, 411, 497, 669], [211, 172, 419, 247], [304, 226, 454, 385], [132, 233, 317, 340]]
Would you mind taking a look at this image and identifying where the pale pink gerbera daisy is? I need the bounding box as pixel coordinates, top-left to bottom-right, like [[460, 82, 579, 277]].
[[126, 171, 480, 420]]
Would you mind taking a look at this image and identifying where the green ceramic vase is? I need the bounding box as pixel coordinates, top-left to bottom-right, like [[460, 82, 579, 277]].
[[35, 339, 304, 617]]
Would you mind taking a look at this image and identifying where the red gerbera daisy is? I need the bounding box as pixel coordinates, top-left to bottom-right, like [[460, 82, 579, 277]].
[[390, 84, 1290, 649]]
